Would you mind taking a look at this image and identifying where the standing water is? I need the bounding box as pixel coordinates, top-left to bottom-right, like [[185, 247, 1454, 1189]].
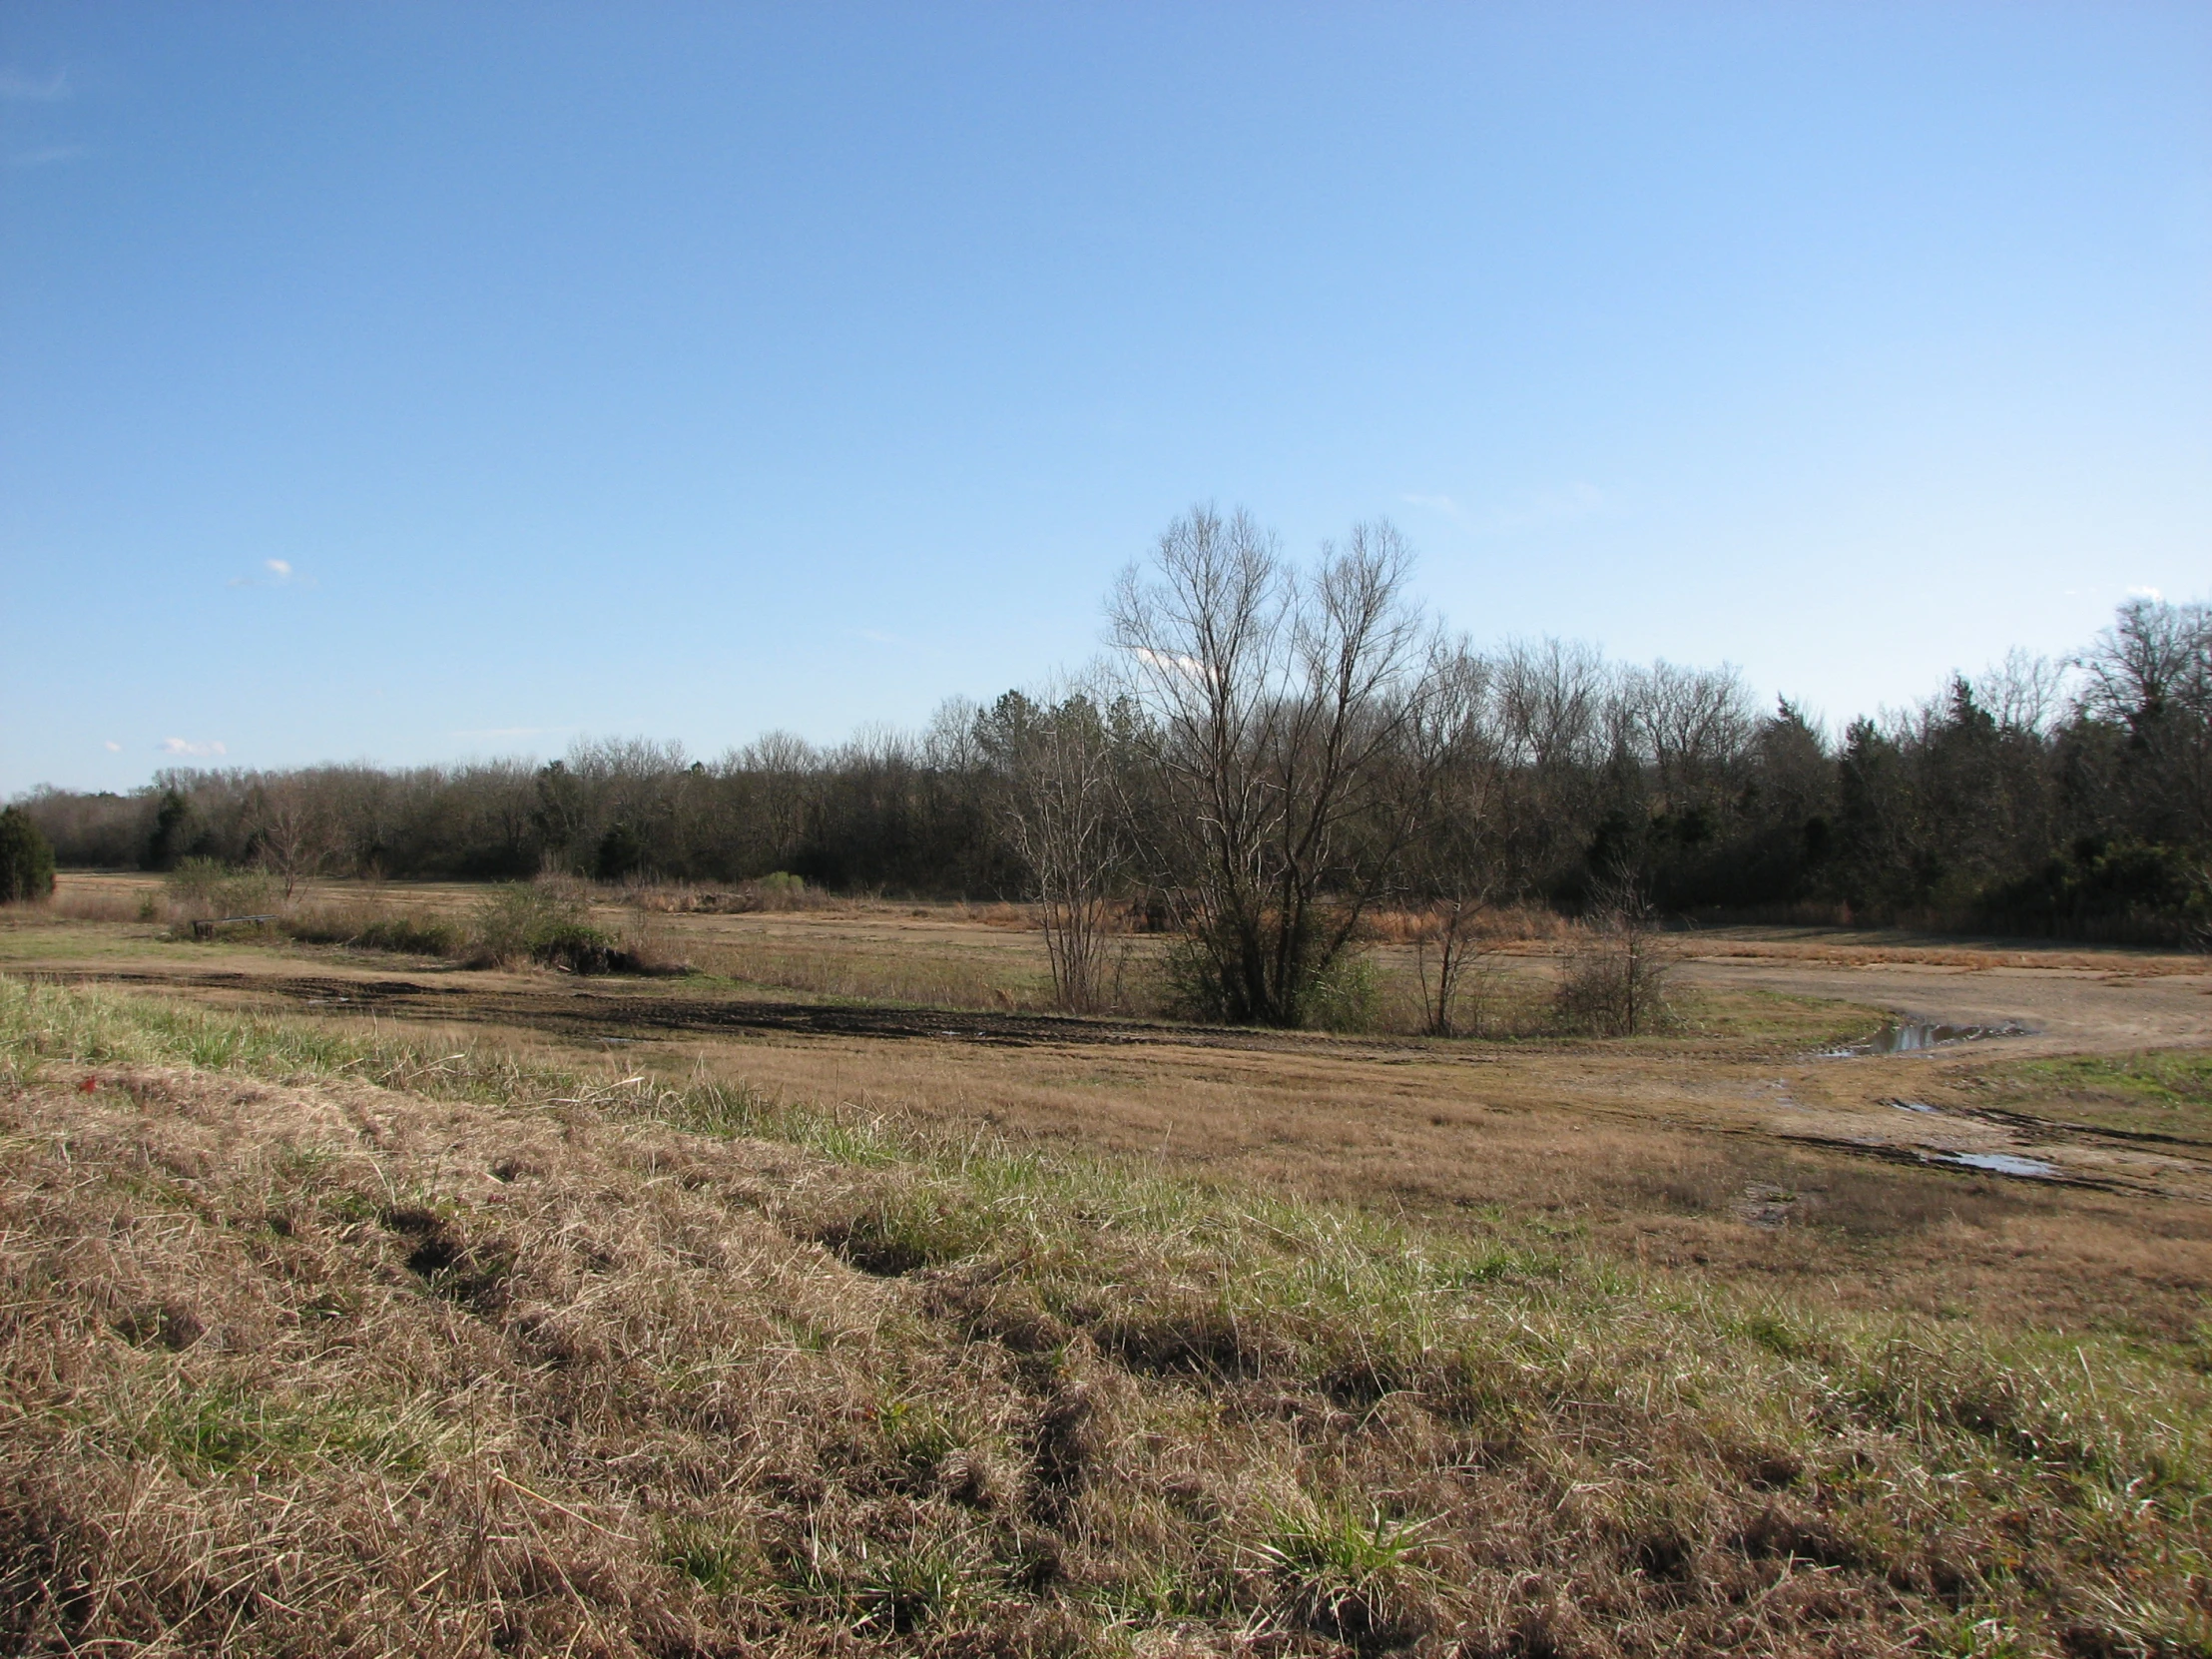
[[1819, 1020, 2030, 1058]]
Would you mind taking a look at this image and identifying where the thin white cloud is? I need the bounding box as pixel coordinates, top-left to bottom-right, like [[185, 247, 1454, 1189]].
[[1131, 646, 1205, 677], [6, 144, 85, 169], [1401, 483, 1607, 537], [1401, 493, 1463, 520], [2127, 585, 2164, 602], [103, 740, 122, 753], [161, 738, 228, 758], [228, 558, 310, 589], [0, 68, 70, 102]]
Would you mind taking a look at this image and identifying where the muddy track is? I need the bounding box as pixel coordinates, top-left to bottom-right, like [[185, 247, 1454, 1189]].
[[24, 967, 1452, 1059], [1775, 1130, 2135, 1192]]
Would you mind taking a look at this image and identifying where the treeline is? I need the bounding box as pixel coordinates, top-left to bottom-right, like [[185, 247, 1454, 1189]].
[[18, 521, 2211, 958]]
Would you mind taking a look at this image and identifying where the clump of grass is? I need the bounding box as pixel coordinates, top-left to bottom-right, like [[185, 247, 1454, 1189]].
[[1260, 1505, 1441, 1645], [2, 971, 2209, 1657]]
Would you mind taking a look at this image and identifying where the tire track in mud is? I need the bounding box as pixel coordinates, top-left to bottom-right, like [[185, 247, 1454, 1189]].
[[19, 966, 1450, 1059], [25, 965, 2209, 1197]]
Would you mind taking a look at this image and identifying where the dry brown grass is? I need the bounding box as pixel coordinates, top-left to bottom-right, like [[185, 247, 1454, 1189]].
[[36, 874, 162, 924], [1668, 931, 2209, 976], [1358, 905, 1572, 948], [624, 875, 842, 915], [686, 937, 1059, 1011], [4, 977, 2209, 1657]]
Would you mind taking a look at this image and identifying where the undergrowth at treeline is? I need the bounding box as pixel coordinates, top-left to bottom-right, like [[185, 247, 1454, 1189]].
[[2, 973, 2209, 1657], [159, 863, 662, 974]]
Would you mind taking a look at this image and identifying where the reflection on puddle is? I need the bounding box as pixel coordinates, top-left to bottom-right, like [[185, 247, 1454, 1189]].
[[1931, 1152, 2058, 1179], [1820, 1020, 2031, 1058], [1890, 1099, 1938, 1114]]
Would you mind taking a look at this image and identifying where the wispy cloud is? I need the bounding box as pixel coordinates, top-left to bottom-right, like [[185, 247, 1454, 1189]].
[[0, 68, 70, 102], [2127, 585, 2164, 602], [103, 740, 122, 753], [6, 144, 85, 169], [1404, 482, 1606, 537], [1131, 646, 1205, 678], [228, 558, 307, 589], [161, 738, 228, 758]]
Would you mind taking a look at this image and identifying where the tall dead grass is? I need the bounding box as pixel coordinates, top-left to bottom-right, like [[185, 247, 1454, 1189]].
[[1359, 903, 1572, 947], [34, 881, 160, 924], [623, 872, 835, 915]]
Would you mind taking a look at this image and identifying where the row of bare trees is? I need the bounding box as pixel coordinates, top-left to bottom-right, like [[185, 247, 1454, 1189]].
[[18, 512, 2211, 1021]]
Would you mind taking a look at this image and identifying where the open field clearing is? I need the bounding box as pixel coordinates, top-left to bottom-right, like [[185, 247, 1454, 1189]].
[[7, 876, 2212, 1338], [5, 880, 2212, 1652]]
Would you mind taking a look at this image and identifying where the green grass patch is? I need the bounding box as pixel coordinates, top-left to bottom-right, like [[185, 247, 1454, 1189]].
[[1966, 1047, 2212, 1144]]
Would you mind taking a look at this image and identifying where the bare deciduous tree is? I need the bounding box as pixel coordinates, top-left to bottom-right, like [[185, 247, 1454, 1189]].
[[979, 686, 1129, 1014], [1110, 506, 1439, 1027], [1403, 646, 1511, 1035], [247, 779, 334, 901]]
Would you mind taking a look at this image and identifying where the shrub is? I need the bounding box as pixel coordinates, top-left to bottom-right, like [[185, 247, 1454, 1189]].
[[1163, 926, 1382, 1031], [466, 878, 655, 973], [1304, 953, 1381, 1033], [1553, 885, 1677, 1036], [162, 858, 279, 925], [0, 807, 57, 903], [281, 905, 463, 957]]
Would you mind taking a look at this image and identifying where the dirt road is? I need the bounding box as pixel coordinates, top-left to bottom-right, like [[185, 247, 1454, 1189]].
[[1676, 953, 2212, 1054]]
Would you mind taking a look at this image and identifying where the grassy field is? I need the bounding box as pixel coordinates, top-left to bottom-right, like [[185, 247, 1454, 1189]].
[[4, 880, 2211, 1654]]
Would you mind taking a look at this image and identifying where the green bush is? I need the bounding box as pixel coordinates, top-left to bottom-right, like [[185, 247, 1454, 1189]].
[[0, 808, 57, 903], [1162, 931, 1381, 1031], [281, 907, 463, 957], [163, 858, 279, 923], [468, 879, 640, 972], [1304, 953, 1382, 1033]]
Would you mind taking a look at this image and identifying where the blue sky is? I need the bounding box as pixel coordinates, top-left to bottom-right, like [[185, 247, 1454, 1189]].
[[4, 3, 2207, 795]]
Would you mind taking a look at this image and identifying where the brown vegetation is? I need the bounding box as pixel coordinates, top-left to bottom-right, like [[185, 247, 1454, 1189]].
[[4, 977, 2209, 1656]]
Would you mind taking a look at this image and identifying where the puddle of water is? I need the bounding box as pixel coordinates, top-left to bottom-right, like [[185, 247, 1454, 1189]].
[[1931, 1152, 2058, 1179], [1818, 1020, 2030, 1058], [1890, 1099, 1938, 1114]]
